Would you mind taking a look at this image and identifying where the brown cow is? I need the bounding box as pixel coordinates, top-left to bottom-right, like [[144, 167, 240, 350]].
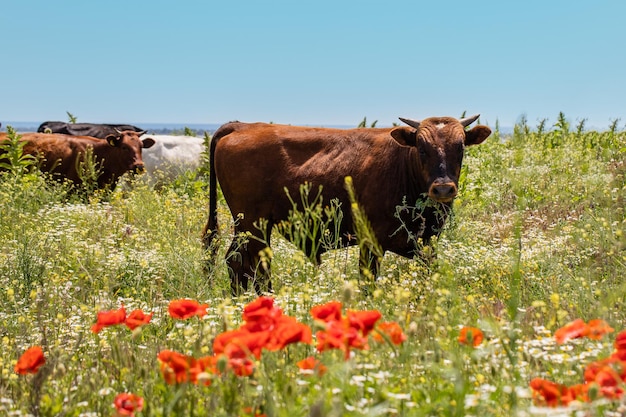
[[202, 115, 491, 295], [0, 131, 155, 189]]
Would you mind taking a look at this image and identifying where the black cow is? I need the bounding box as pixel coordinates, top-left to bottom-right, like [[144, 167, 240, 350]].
[[38, 122, 144, 138]]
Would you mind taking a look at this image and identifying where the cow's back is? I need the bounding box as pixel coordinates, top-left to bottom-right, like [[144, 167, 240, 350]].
[[215, 123, 396, 190], [213, 122, 415, 244], [18, 133, 100, 178]]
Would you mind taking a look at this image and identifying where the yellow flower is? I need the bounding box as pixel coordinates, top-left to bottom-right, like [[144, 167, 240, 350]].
[[550, 293, 560, 307]]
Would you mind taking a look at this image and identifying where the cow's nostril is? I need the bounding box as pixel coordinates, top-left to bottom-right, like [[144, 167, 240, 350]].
[[132, 165, 146, 174], [429, 183, 457, 202]]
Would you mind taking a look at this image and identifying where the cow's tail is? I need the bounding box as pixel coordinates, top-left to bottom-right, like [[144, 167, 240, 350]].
[[202, 122, 237, 259]]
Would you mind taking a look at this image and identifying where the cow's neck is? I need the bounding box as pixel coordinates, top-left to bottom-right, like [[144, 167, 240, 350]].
[[404, 147, 428, 203]]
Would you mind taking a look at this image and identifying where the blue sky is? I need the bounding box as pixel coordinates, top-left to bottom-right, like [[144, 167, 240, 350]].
[[1, 1, 624, 129]]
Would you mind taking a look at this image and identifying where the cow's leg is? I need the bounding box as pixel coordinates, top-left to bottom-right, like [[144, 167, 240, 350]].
[[201, 222, 220, 267], [251, 220, 274, 295], [225, 235, 248, 296], [227, 220, 273, 296]]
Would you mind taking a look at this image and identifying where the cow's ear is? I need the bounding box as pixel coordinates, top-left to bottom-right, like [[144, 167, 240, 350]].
[[390, 127, 417, 147], [105, 134, 122, 147], [142, 137, 156, 149], [465, 125, 491, 146]]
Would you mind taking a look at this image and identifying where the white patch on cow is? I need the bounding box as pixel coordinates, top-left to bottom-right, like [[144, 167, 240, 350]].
[[436, 123, 447, 130], [140, 134, 205, 181]]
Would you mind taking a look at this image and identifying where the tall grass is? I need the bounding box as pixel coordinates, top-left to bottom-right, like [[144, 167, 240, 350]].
[[0, 115, 625, 416]]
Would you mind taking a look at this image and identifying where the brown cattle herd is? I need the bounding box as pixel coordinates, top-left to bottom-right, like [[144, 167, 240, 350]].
[[1, 115, 491, 295]]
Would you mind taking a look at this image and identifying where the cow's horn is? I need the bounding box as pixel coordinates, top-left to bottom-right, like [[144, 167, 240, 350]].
[[459, 114, 480, 127], [398, 117, 421, 129], [114, 128, 122, 134]]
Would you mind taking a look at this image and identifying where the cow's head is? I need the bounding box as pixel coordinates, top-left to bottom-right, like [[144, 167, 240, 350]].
[[105, 130, 155, 174], [392, 114, 491, 203]]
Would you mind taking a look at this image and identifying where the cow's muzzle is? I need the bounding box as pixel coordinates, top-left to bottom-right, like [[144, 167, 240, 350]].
[[131, 164, 146, 175], [429, 182, 457, 203]]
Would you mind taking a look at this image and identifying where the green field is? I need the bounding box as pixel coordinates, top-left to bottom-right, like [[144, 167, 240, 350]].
[[1, 114, 625, 416]]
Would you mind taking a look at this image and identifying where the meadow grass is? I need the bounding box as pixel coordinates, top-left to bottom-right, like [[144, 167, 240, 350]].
[[0, 115, 625, 416]]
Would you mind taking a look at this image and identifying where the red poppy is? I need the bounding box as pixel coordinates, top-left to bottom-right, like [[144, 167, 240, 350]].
[[14, 346, 46, 375], [567, 383, 589, 403], [586, 319, 614, 340], [316, 319, 369, 359], [113, 392, 144, 416], [91, 305, 127, 333], [593, 369, 625, 399], [584, 356, 626, 399], [225, 355, 256, 377], [241, 296, 282, 332], [458, 326, 484, 347], [190, 355, 217, 385], [215, 297, 312, 360], [613, 330, 626, 360], [373, 321, 407, 345], [213, 328, 243, 355], [554, 319, 589, 344], [615, 330, 626, 351], [584, 356, 626, 381], [157, 350, 195, 384], [529, 378, 574, 407], [214, 328, 269, 359], [311, 303, 390, 359], [265, 315, 312, 351], [297, 356, 327, 376], [216, 332, 258, 377], [613, 350, 626, 361], [315, 321, 348, 352], [347, 310, 382, 336], [227, 330, 270, 360], [168, 299, 208, 320], [124, 309, 153, 330], [310, 301, 343, 323]]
